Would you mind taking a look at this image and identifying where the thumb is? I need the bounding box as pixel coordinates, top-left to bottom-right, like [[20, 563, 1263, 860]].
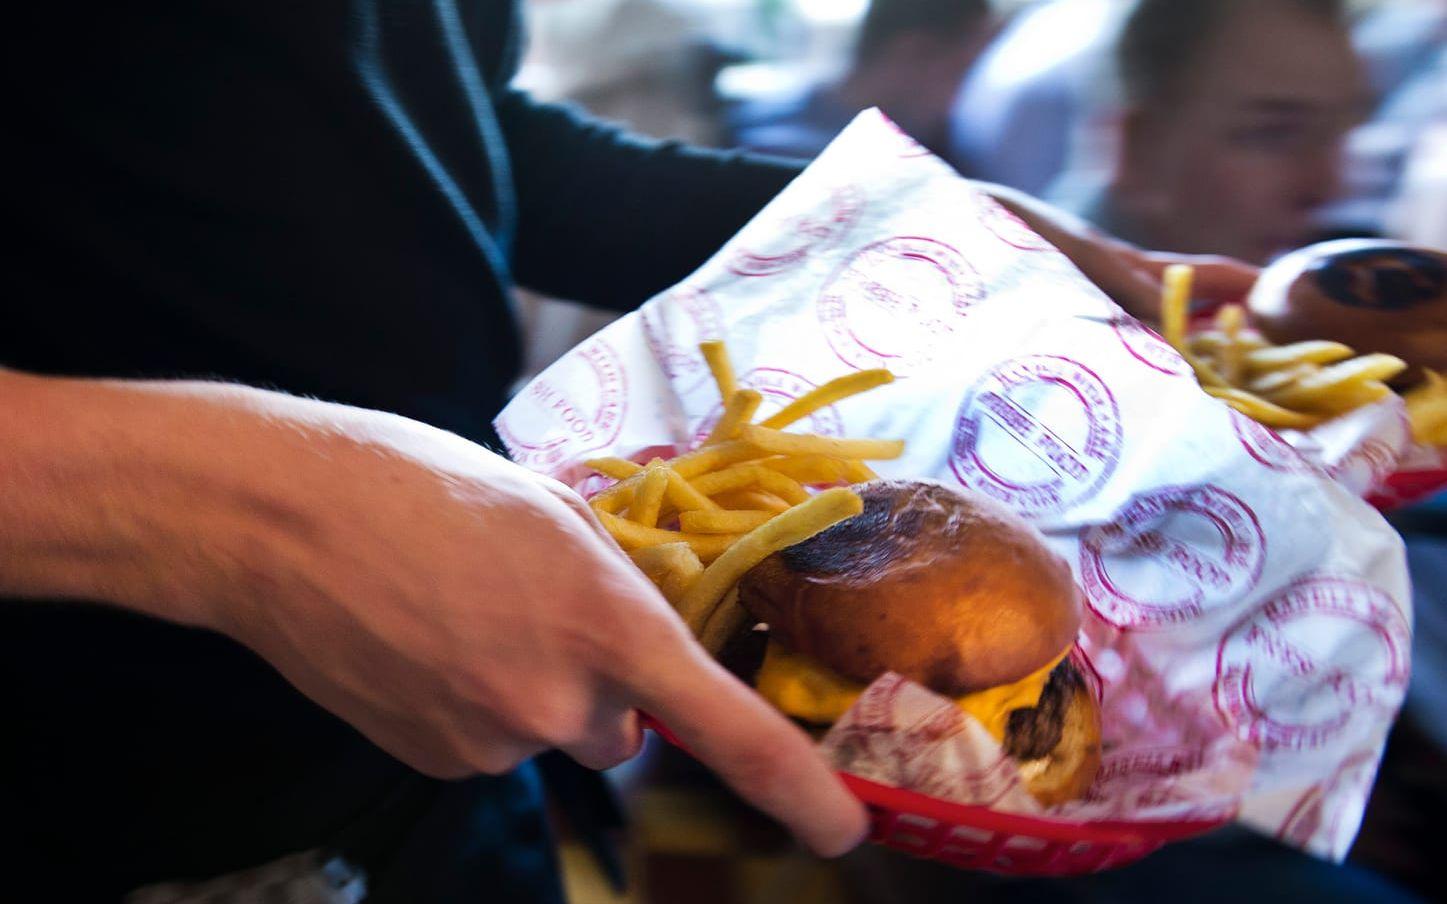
[[1136, 252, 1261, 305]]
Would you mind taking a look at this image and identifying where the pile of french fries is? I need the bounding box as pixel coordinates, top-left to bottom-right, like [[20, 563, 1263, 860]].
[[1161, 264, 1447, 444], [587, 341, 903, 653]]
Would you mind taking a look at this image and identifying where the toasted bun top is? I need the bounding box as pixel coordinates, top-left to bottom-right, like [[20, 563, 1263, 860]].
[[737, 479, 1081, 696], [1247, 239, 1447, 382]]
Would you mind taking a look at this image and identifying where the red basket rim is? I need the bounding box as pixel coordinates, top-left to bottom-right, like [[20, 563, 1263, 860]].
[[840, 772, 1226, 845], [640, 714, 1228, 846]]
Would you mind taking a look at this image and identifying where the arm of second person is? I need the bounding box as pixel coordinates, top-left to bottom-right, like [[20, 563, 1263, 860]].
[[498, 90, 803, 311], [980, 182, 1261, 321], [496, 95, 1256, 320]]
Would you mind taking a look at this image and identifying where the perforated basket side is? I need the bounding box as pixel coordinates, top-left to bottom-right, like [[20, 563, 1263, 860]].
[[842, 773, 1224, 877], [641, 715, 1227, 877]]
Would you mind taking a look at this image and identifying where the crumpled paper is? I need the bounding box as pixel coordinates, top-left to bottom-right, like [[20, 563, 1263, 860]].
[[496, 110, 1413, 861]]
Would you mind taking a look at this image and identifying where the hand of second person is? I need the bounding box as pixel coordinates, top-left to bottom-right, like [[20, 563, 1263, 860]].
[[979, 182, 1260, 322]]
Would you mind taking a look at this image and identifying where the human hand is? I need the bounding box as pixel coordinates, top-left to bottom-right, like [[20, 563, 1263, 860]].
[[181, 392, 871, 856], [979, 182, 1260, 323]]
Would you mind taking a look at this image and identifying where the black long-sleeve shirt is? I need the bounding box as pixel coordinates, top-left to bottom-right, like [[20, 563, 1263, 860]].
[[2, 1, 799, 897]]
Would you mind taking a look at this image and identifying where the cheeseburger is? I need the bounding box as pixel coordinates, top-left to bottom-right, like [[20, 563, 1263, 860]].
[[738, 479, 1101, 806]]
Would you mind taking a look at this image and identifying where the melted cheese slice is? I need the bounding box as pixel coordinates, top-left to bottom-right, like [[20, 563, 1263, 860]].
[[755, 641, 1068, 741]]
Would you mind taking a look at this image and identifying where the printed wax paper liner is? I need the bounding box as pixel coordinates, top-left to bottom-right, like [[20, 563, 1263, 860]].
[[495, 110, 1412, 861]]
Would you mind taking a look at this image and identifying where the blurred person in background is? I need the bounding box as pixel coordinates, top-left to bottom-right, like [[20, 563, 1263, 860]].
[[946, 0, 1132, 198], [511, 0, 725, 384], [1077, 0, 1370, 265], [943, 2, 1441, 899], [1320, 0, 1447, 241], [727, 0, 999, 160]]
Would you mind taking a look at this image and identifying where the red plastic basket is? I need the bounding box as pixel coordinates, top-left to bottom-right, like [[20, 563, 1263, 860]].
[[640, 715, 1226, 876]]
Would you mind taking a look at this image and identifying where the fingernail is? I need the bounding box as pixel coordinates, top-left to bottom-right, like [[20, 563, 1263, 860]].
[[807, 801, 870, 858]]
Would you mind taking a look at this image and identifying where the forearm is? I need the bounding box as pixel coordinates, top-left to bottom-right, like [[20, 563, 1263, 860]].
[[500, 91, 804, 309], [975, 181, 1166, 321], [0, 370, 330, 631]]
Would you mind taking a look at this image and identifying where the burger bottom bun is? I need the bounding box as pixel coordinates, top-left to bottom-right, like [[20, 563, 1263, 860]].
[[1015, 682, 1101, 807]]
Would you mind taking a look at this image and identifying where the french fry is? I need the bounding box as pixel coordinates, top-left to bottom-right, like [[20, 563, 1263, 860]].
[[751, 469, 810, 506], [758, 369, 894, 430], [596, 510, 741, 560], [585, 457, 643, 480], [689, 464, 767, 498], [1161, 264, 1194, 351], [629, 464, 669, 528], [1264, 354, 1407, 410], [677, 487, 864, 636], [1205, 386, 1323, 429], [699, 339, 736, 401], [759, 455, 847, 485], [1245, 340, 1356, 373], [1187, 330, 1269, 356], [589, 471, 645, 514], [663, 468, 721, 513], [1405, 371, 1447, 445], [689, 463, 810, 505], [584, 440, 752, 513], [703, 389, 763, 446], [840, 459, 879, 483], [1248, 363, 1317, 395], [667, 440, 761, 479], [1214, 303, 1246, 335], [679, 509, 776, 534], [1280, 379, 1393, 416], [628, 542, 704, 606], [711, 489, 792, 513], [1215, 304, 1247, 385], [1185, 349, 1230, 388], [698, 587, 749, 656], [739, 425, 905, 461], [1413, 407, 1447, 438], [592, 460, 709, 515]]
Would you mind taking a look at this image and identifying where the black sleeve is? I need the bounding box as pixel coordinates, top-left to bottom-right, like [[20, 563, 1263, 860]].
[[496, 90, 806, 312]]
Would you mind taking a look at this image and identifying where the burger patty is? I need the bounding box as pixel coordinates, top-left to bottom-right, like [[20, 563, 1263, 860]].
[[1003, 658, 1084, 761]]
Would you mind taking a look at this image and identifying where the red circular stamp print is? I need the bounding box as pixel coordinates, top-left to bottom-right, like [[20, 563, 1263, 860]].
[[817, 236, 984, 376], [1113, 317, 1193, 377], [1231, 410, 1320, 475], [1082, 746, 1236, 821], [640, 286, 725, 394], [949, 355, 1123, 516], [495, 338, 628, 475], [817, 236, 983, 376], [1081, 485, 1266, 629], [1096, 746, 1207, 788], [692, 367, 844, 444], [1214, 577, 1409, 753], [1276, 751, 1380, 849], [1326, 438, 1399, 492], [727, 185, 864, 277], [977, 197, 1057, 252]]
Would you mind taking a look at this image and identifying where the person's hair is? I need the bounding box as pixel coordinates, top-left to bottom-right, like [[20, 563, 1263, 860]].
[[854, 0, 992, 66], [1117, 0, 1346, 106]]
